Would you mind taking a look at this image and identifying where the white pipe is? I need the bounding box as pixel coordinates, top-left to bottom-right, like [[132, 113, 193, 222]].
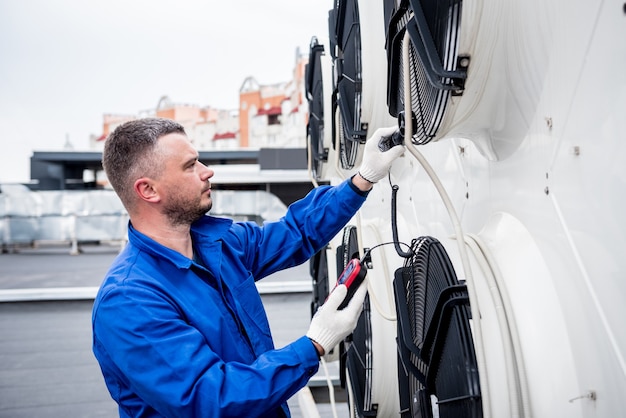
[[306, 133, 320, 188], [400, 29, 491, 417], [319, 357, 339, 418], [365, 224, 397, 321]]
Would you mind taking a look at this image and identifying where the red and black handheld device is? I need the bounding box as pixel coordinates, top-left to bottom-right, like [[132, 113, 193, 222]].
[[336, 258, 367, 309]]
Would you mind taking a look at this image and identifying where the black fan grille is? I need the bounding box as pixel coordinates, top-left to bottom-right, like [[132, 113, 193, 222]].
[[309, 249, 329, 318], [305, 38, 328, 180], [433, 310, 482, 417], [395, 236, 482, 418], [387, 0, 464, 145], [346, 293, 374, 414], [331, 0, 366, 169], [338, 225, 376, 415], [337, 108, 359, 169], [402, 31, 450, 145]]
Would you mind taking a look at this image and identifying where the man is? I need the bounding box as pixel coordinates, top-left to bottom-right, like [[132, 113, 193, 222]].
[[92, 118, 404, 417]]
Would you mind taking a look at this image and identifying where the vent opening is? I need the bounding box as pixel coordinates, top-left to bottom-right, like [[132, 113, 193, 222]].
[[386, 0, 467, 145], [305, 37, 329, 181], [394, 236, 482, 417], [330, 0, 367, 169]]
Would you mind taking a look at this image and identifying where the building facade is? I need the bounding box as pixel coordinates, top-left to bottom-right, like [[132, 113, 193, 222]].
[[91, 49, 309, 152]]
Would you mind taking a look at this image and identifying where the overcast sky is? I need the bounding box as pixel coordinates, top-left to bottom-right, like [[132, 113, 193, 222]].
[[0, 0, 331, 183]]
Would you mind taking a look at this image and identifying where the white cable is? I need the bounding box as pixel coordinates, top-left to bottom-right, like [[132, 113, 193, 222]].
[[319, 357, 339, 418], [364, 223, 397, 321], [305, 129, 341, 416], [346, 368, 357, 418], [400, 29, 491, 417], [306, 132, 320, 188]]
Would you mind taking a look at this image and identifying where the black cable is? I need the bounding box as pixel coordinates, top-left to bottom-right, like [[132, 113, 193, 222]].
[[389, 175, 414, 259], [361, 240, 413, 263]]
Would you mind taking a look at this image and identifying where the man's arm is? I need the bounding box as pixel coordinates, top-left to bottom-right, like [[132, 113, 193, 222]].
[[93, 286, 320, 418], [352, 171, 374, 193], [243, 126, 406, 279]]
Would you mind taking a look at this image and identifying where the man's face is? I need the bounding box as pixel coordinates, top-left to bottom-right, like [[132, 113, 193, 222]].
[[154, 133, 214, 226]]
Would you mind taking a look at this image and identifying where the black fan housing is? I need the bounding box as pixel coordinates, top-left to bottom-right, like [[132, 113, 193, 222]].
[[305, 37, 329, 181], [385, 0, 468, 145], [329, 0, 367, 169], [394, 236, 482, 418]]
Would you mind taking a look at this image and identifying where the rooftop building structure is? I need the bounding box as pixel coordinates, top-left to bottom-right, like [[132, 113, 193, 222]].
[[90, 49, 309, 153]]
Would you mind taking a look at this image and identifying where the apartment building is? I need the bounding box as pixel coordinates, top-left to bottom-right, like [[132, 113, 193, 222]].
[[91, 50, 309, 152]]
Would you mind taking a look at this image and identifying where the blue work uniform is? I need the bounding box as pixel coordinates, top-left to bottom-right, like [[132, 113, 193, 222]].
[[92, 179, 368, 417]]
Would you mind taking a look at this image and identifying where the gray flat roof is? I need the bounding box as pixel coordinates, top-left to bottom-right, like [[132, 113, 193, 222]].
[[32, 149, 260, 166]]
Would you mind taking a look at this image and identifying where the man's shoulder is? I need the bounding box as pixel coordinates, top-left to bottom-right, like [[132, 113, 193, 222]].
[[94, 246, 163, 302]]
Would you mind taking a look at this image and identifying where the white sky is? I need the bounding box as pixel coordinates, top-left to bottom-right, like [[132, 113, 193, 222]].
[[0, 0, 331, 183]]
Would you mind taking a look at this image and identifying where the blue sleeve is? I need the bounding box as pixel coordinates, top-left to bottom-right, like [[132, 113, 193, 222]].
[[93, 285, 320, 418], [239, 178, 368, 279]]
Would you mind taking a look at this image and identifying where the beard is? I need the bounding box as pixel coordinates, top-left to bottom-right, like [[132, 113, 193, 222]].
[[162, 189, 212, 226]]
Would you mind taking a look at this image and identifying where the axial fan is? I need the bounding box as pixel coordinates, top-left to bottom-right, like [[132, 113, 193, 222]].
[[386, 0, 468, 145], [394, 236, 482, 417], [309, 247, 330, 319], [329, 0, 367, 169], [334, 225, 377, 416], [335, 107, 360, 171], [305, 37, 330, 182]]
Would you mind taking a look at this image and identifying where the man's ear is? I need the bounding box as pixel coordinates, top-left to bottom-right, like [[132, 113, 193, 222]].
[[134, 178, 160, 203]]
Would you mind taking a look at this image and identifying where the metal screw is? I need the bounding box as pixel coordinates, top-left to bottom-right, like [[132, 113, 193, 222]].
[[569, 390, 597, 403]]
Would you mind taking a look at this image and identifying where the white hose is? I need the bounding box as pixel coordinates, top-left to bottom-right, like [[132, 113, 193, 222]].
[[306, 132, 320, 189], [400, 29, 492, 417], [364, 224, 397, 321], [319, 357, 339, 418]]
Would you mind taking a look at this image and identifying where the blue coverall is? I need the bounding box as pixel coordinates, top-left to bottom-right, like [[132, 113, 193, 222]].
[[92, 178, 368, 417]]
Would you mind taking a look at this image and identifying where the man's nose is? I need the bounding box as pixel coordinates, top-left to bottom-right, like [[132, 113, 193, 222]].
[[199, 163, 214, 180]]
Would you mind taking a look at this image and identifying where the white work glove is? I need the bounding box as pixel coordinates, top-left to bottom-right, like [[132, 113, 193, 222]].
[[306, 281, 368, 355], [357, 126, 406, 183]]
